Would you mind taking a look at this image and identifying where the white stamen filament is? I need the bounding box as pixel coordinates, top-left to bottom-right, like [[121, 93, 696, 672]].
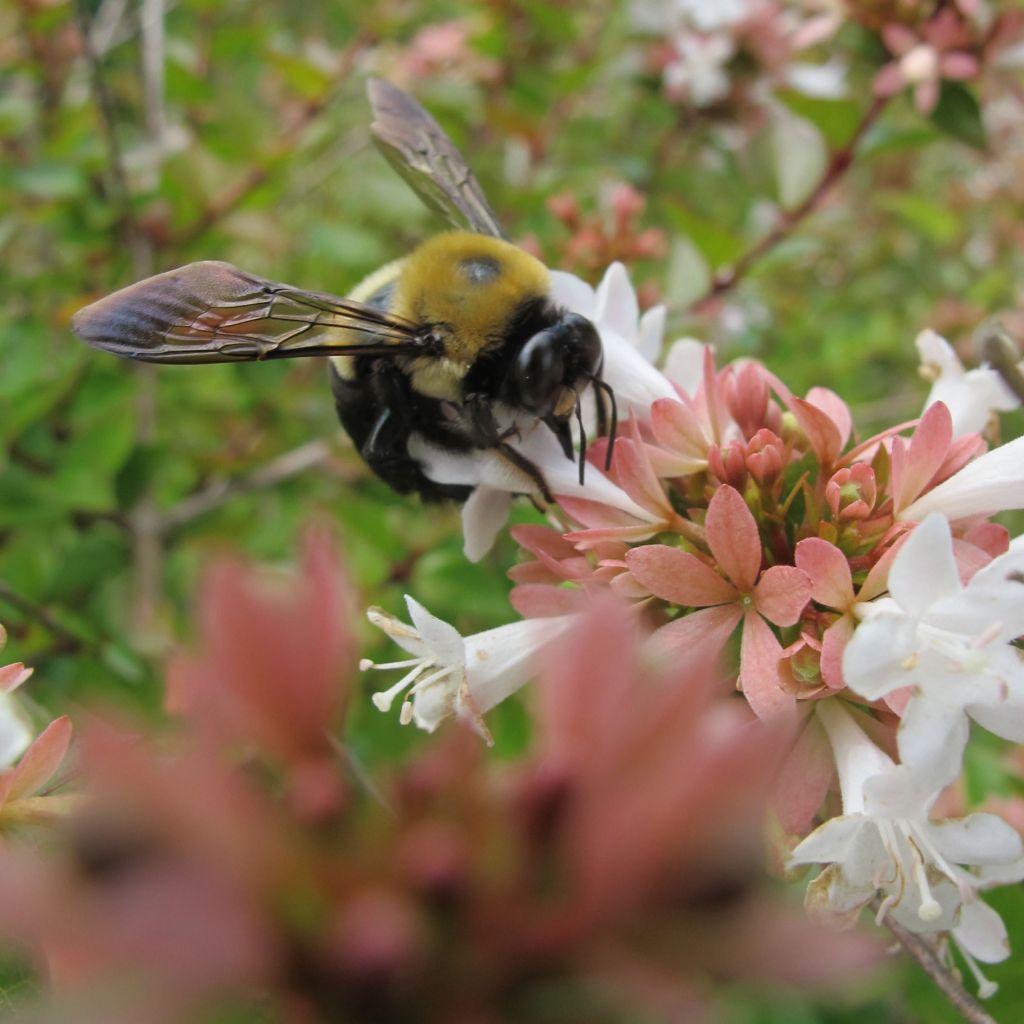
[[371, 659, 432, 712], [362, 657, 424, 672], [959, 943, 998, 999]]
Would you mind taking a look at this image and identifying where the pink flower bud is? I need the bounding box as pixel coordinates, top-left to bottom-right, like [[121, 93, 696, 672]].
[[724, 363, 770, 440], [708, 440, 748, 490], [610, 182, 645, 228], [745, 429, 785, 487], [825, 464, 877, 521], [547, 192, 580, 227]]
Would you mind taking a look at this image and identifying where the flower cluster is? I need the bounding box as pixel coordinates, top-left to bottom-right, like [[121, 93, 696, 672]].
[[0, 535, 878, 1022], [368, 261, 1024, 995], [630, 0, 1021, 117]]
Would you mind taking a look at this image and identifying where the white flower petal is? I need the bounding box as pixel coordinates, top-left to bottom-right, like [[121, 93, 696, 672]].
[[465, 614, 577, 714], [917, 329, 1019, 438], [461, 486, 512, 563], [888, 514, 961, 615], [842, 611, 919, 700], [637, 304, 666, 364], [900, 436, 1024, 522], [954, 899, 1012, 964], [789, 814, 868, 865], [928, 814, 1024, 867], [595, 262, 639, 341], [403, 596, 465, 667], [600, 330, 679, 414], [662, 338, 709, 396], [365, 606, 430, 658], [549, 269, 597, 320], [967, 695, 1024, 745], [0, 693, 32, 768], [896, 696, 969, 780]]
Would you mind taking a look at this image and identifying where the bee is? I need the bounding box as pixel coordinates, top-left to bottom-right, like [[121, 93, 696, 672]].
[[72, 79, 617, 504]]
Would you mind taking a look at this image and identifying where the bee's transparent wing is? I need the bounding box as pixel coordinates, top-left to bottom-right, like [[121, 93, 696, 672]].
[[367, 78, 505, 240], [73, 261, 429, 365]]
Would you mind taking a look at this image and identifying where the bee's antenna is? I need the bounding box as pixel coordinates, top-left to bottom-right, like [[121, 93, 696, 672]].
[[592, 378, 618, 471], [573, 390, 587, 486]]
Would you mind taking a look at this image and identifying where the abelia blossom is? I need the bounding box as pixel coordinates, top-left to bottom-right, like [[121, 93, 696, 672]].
[[874, 10, 980, 113], [364, 596, 578, 741], [917, 328, 1019, 438], [843, 512, 1024, 779], [790, 700, 1023, 993]]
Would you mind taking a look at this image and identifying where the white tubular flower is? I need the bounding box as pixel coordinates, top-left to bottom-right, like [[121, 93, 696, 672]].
[[663, 31, 735, 108], [916, 329, 1018, 438], [790, 700, 1024, 990], [843, 513, 1024, 778], [899, 435, 1024, 523], [363, 596, 578, 743], [551, 262, 676, 415], [410, 420, 658, 563]]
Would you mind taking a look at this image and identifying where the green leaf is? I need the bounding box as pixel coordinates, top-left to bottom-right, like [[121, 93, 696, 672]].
[[874, 191, 961, 245], [929, 82, 987, 151]]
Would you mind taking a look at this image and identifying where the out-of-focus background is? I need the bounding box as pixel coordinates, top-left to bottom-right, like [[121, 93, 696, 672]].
[[2, 1, 1024, 1017]]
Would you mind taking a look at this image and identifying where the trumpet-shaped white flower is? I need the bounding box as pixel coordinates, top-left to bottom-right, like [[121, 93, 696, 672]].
[[843, 512, 1024, 778], [790, 700, 1024, 991], [916, 329, 1018, 438], [899, 434, 1024, 523], [363, 596, 578, 742]]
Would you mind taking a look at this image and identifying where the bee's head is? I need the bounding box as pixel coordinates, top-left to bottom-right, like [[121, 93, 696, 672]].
[[511, 312, 617, 483]]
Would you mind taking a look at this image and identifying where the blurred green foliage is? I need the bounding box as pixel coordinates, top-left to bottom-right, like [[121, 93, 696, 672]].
[[2, 0, 1024, 1018]]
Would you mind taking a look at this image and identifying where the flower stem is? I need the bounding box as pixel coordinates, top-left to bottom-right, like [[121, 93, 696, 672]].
[[688, 95, 890, 313], [874, 901, 998, 1024]]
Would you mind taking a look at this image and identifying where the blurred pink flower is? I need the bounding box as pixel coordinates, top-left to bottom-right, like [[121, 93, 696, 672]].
[[874, 11, 980, 113], [0, 716, 76, 830], [166, 525, 355, 800]]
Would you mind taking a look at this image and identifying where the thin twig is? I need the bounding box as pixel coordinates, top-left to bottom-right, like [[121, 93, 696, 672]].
[[686, 95, 890, 313], [0, 583, 82, 653], [159, 439, 335, 531], [874, 901, 998, 1024], [168, 34, 369, 251]]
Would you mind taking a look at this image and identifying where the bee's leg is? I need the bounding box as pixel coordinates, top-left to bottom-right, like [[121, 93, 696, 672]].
[[461, 394, 553, 504]]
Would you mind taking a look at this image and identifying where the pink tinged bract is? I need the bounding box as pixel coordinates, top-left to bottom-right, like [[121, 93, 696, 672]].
[[820, 615, 855, 690], [706, 485, 762, 593], [739, 611, 792, 721], [890, 402, 953, 514], [626, 545, 738, 607], [753, 566, 813, 627], [774, 711, 834, 835], [650, 604, 743, 665], [795, 538, 855, 611], [0, 715, 72, 805]]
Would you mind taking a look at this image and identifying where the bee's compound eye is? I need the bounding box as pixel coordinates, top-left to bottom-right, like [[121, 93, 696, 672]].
[[515, 329, 565, 414], [564, 314, 602, 375]]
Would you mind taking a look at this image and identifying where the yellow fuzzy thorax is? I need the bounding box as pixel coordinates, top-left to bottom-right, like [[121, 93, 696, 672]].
[[393, 232, 550, 365], [332, 232, 551, 400]]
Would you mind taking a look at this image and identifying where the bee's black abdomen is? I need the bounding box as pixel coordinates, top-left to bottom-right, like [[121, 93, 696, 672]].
[[329, 361, 472, 503]]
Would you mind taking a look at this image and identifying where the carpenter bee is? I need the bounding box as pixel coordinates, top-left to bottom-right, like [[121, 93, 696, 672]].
[[73, 79, 617, 504]]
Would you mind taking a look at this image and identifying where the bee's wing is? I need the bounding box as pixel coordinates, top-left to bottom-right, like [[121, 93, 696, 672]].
[[367, 78, 505, 240], [73, 260, 430, 365]]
